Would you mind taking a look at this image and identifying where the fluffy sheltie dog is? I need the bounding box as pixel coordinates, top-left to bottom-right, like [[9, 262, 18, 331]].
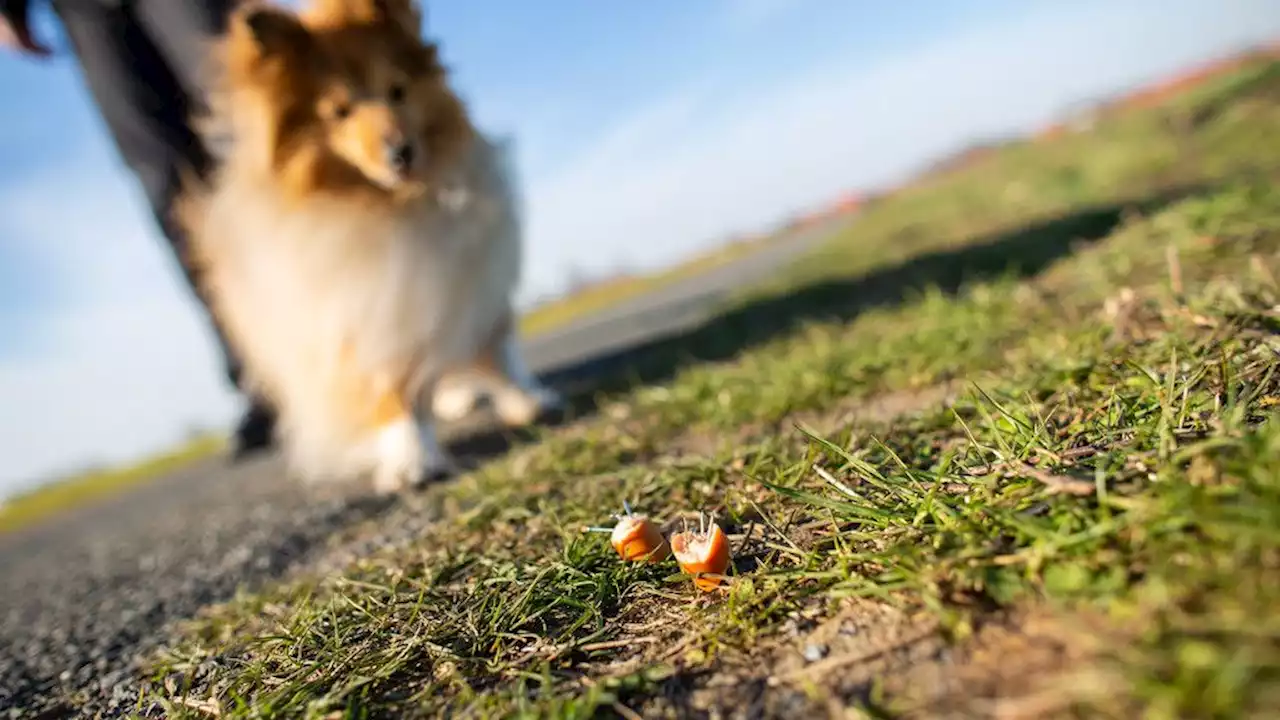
[[182, 0, 559, 492]]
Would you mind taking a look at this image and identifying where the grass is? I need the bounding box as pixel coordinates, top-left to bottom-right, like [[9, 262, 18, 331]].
[[139, 57, 1280, 719], [0, 435, 224, 535]]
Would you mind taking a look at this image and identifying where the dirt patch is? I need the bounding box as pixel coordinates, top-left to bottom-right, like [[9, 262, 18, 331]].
[[624, 599, 1105, 719], [788, 382, 962, 435], [887, 609, 1108, 719], [665, 383, 963, 461]]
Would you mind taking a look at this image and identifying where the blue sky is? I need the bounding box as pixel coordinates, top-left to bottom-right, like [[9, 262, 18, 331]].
[[1, 0, 1277, 495]]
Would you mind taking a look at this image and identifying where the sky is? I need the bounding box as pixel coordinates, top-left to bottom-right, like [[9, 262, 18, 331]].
[[0, 0, 1277, 495]]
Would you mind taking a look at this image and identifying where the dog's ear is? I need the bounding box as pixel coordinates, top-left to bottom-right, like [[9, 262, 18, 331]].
[[315, 0, 422, 36], [375, 0, 423, 34], [237, 5, 311, 56]]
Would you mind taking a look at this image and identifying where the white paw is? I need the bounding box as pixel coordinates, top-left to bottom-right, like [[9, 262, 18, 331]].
[[372, 418, 426, 495], [494, 385, 563, 427], [371, 418, 457, 494], [431, 379, 483, 422]]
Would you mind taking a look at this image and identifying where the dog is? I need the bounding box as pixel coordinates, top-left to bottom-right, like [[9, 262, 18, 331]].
[[181, 0, 559, 493]]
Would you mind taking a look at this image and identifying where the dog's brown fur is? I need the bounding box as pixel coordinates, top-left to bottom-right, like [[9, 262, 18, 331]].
[[180, 0, 558, 491]]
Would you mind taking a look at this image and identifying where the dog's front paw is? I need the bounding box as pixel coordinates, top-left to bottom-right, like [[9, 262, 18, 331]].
[[371, 418, 456, 494], [494, 385, 564, 427], [372, 458, 457, 495], [431, 377, 482, 423]]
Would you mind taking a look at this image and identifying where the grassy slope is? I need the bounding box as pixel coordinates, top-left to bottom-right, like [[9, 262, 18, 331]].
[[0, 436, 224, 535], [143, 60, 1280, 719]]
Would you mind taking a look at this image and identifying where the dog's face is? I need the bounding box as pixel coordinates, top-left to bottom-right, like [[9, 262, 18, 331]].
[[226, 0, 471, 198]]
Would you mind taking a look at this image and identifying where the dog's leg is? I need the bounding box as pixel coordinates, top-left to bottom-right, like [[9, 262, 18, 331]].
[[431, 370, 485, 423], [412, 373, 460, 484], [372, 411, 425, 495], [371, 414, 457, 494], [489, 321, 563, 426], [368, 376, 456, 495], [431, 312, 562, 427]]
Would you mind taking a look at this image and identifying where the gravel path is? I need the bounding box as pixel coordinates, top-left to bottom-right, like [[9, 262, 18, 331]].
[[0, 221, 841, 718]]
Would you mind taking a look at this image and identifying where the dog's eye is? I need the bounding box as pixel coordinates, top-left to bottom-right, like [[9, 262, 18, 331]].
[[331, 102, 351, 120], [388, 83, 406, 104]]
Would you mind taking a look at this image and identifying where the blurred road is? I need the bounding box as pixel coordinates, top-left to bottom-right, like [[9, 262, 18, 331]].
[[0, 214, 848, 717], [525, 222, 836, 375]]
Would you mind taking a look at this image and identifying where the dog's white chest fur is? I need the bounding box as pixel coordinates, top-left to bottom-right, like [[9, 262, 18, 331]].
[[196, 150, 519, 483], [207, 183, 487, 372]]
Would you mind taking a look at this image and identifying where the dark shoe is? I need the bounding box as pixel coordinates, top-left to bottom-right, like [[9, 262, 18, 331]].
[[230, 401, 277, 462]]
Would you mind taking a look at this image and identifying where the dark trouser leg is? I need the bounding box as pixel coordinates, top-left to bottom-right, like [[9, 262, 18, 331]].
[[52, 0, 276, 453], [52, 0, 242, 386], [52, 0, 239, 385]]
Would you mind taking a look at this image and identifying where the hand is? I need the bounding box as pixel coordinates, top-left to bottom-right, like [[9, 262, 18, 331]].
[[0, 13, 53, 58]]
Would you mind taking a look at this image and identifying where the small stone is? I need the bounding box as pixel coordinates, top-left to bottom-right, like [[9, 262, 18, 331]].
[[802, 643, 827, 663], [112, 681, 135, 703], [97, 669, 126, 693]]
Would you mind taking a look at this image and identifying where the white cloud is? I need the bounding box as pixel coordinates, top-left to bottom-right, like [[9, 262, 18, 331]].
[[516, 0, 1280, 303]]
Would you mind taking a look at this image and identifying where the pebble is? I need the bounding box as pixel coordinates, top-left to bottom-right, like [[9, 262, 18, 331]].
[[802, 643, 828, 663]]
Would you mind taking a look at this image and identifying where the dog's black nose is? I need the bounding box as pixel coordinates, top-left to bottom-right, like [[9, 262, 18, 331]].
[[386, 141, 414, 172]]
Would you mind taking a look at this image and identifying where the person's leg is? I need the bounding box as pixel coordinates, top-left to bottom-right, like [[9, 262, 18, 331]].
[[51, 0, 276, 457], [132, 0, 234, 91]]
